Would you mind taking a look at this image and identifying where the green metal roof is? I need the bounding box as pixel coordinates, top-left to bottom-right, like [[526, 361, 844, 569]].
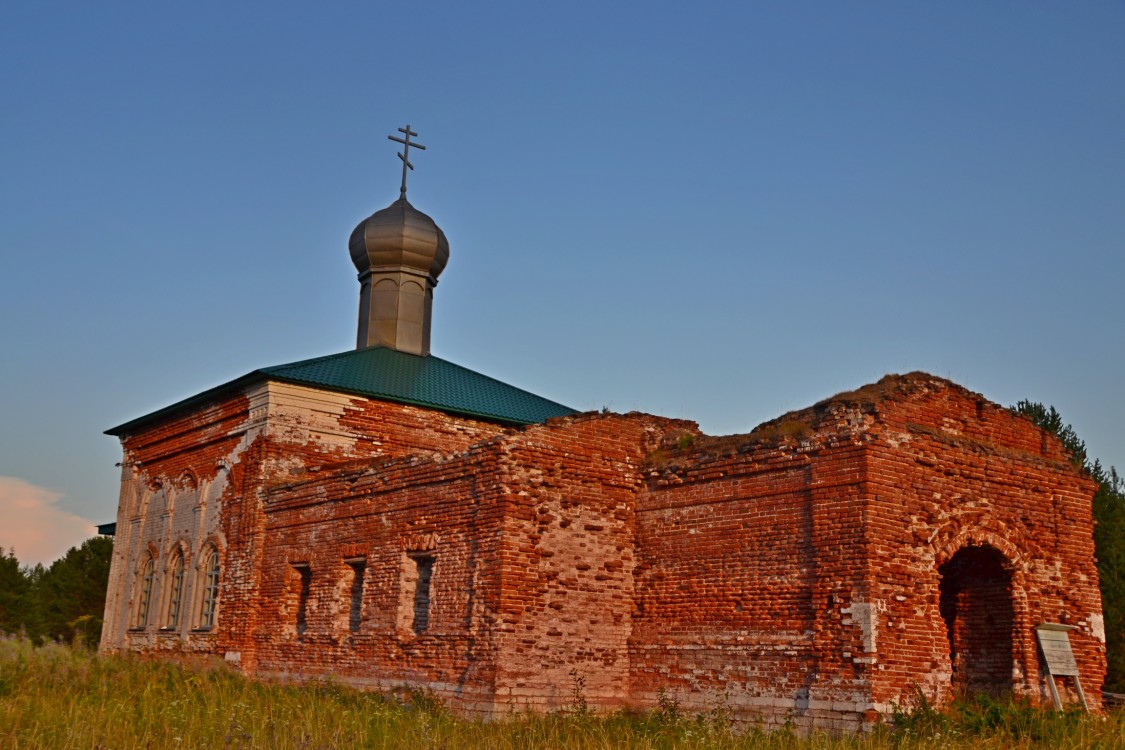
[[107, 347, 577, 436], [261, 347, 576, 424]]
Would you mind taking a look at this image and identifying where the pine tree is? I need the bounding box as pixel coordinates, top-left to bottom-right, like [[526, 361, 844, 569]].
[[1013, 400, 1125, 691], [0, 548, 29, 635]]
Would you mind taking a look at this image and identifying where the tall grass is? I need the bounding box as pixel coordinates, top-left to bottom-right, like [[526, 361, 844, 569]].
[[1, 637, 1122, 749]]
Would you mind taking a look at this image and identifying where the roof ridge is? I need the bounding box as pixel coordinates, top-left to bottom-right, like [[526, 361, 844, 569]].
[[259, 348, 364, 375]]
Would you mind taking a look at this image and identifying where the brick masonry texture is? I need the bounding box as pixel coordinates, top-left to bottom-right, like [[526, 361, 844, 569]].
[[101, 372, 1104, 730]]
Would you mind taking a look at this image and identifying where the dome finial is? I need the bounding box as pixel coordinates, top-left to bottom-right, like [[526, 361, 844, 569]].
[[388, 124, 426, 200], [350, 129, 448, 356]]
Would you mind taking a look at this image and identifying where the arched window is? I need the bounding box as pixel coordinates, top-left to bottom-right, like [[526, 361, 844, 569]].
[[135, 553, 155, 629], [166, 550, 185, 629], [198, 545, 220, 630]]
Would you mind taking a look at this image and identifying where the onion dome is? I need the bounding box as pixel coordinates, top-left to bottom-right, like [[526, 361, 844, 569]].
[[349, 197, 449, 281]]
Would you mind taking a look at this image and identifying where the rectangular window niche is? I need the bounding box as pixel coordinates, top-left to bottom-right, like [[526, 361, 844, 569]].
[[411, 555, 434, 635], [346, 558, 366, 634], [292, 564, 312, 641]]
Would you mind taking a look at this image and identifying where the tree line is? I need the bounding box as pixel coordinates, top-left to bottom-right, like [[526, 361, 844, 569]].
[[0, 535, 112, 648]]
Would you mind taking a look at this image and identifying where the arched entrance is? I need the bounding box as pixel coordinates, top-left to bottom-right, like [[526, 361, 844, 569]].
[[938, 544, 1015, 697]]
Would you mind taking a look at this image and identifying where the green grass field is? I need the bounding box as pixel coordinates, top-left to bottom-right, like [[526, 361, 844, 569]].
[[2, 637, 1122, 749]]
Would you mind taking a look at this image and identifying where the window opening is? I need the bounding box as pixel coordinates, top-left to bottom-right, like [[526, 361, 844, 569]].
[[412, 555, 434, 634], [199, 546, 220, 630], [347, 559, 366, 633], [166, 551, 185, 628], [136, 554, 155, 628], [294, 564, 312, 639]]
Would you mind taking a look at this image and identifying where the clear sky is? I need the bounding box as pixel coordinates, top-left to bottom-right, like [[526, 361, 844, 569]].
[[1, 2, 1123, 565]]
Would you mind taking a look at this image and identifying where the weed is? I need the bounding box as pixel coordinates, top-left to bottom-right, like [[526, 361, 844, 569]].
[[403, 686, 446, 715], [656, 687, 681, 721], [754, 419, 811, 442], [889, 686, 948, 739], [568, 667, 589, 716]]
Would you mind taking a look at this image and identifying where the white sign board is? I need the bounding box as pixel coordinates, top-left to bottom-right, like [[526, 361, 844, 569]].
[[1037, 627, 1080, 677], [1036, 623, 1088, 712]]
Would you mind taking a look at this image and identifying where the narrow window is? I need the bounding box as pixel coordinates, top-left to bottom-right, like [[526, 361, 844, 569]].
[[411, 555, 434, 634], [346, 559, 366, 633], [199, 545, 220, 630], [166, 551, 185, 629], [135, 554, 155, 628], [294, 564, 312, 639]]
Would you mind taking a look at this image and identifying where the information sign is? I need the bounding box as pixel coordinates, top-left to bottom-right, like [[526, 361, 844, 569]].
[[1035, 623, 1088, 711], [1036, 626, 1079, 677]]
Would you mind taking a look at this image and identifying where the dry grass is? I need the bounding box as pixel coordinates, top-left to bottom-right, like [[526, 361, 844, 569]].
[[2, 637, 1123, 749]]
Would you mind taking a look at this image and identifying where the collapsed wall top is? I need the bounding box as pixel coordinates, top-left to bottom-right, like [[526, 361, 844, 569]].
[[349, 197, 449, 355]]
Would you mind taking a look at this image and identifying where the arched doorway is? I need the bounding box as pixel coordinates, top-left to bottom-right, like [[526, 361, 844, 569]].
[[938, 544, 1015, 697]]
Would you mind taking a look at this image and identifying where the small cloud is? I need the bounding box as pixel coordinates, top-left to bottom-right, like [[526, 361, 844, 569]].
[[0, 476, 97, 566]]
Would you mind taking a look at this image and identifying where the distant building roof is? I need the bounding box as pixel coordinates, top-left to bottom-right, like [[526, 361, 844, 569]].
[[106, 347, 577, 436]]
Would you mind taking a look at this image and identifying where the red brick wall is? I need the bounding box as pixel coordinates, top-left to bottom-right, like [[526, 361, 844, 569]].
[[633, 434, 874, 730], [858, 379, 1103, 711], [487, 414, 685, 711], [336, 396, 507, 459], [627, 374, 1100, 727], [122, 395, 252, 486], [254, 443, 510, 712], [221, 388, 509, 674], [253, 412, 691, 714]]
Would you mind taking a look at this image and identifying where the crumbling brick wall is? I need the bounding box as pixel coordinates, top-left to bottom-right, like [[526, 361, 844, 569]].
[[254, 412, 689, 714], [633, 431, 875, 731], [850, 375, 1104, 712], [628, 373, 1101, 728], [101, 393, 251, 650], [487, 413, 688, 712], [104, 371, 1104, 728]]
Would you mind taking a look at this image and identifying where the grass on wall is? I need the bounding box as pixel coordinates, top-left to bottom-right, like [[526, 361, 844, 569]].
[[1, 637, 1121, 750]]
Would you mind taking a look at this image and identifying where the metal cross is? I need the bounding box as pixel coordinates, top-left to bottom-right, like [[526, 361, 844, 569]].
[[388, 124, 426, 200]]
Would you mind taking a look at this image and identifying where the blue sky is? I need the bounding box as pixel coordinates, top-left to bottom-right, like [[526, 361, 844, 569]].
[[1, 2, 1123, 564]]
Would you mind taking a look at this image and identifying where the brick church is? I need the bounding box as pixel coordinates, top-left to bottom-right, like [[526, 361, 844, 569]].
[[100, 135, 1105, 729]]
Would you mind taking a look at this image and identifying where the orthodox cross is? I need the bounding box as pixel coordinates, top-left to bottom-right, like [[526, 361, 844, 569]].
[[388, 124, 426, 200]]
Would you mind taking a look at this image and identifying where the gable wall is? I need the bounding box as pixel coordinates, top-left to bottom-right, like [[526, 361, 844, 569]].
[[101, 392, 252, 651]]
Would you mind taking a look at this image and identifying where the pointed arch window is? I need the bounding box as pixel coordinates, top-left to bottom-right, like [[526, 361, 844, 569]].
[[134, 553, 155, 629], [166, 550, 185, 629], [198, 544, 221, 630]]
